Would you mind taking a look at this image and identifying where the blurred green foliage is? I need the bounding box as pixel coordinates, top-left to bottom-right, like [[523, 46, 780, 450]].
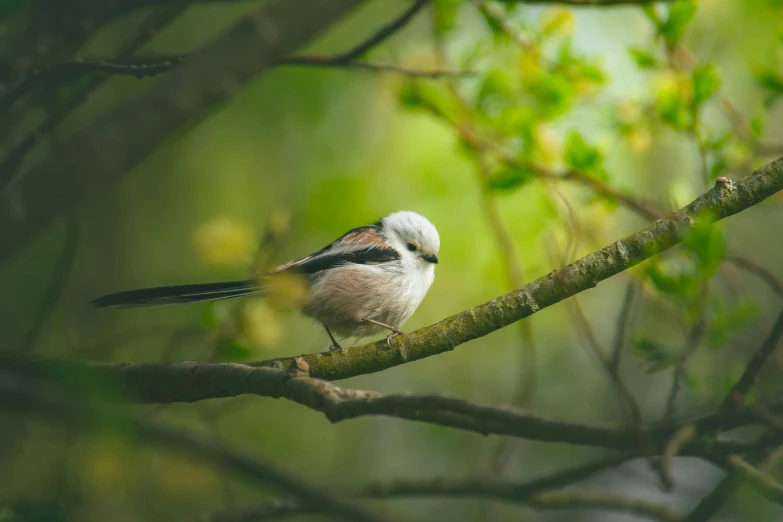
[[2, 0, 783, 521]]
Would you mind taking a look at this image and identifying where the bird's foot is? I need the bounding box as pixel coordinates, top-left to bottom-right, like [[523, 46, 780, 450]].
[[385, 329, 403, 349], [329, 342, 343, 352]]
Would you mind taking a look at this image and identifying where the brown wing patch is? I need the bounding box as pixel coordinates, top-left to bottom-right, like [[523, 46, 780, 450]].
[[262, 254, 315, 275], [259, 223, 389, 276], [338, 227, 388, 249]]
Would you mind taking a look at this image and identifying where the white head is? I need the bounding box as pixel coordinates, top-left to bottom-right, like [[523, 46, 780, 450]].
[[380, 211, 440, 266]]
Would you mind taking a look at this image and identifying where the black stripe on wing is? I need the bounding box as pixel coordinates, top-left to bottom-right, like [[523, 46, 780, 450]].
[[294, 246, 400, 276]]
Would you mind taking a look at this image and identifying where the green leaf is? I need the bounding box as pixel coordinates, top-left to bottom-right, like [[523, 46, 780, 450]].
[[682, 217, 725, 277], [216, 338, 251, 362], [478, 8, 505, 37], [432, 0, 459, 34], [656, 88, 690, 130], [692, 64, 720, 108], [749, 111, 766, 137], [660, 2, 697, 48], [708, 299, 758, 348], [398, 82, 451, 116], [628, 48, 658, 69], [527, 74, 574, 119], [476, 69, 512, 110], [755, 68, 783, 94], [564, 132, 603, 171], [640, 4, 660, 25], [644, 263, 685, 295], [633, 338, 681, 373], [487, 165, 536, 193], [202, 301, 228, 328]]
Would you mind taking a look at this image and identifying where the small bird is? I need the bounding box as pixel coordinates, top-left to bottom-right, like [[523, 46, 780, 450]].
[[93, 211, 440, 350]]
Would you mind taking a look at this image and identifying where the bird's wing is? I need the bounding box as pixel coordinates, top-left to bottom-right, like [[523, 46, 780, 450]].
[[261, 225, 400, 277]]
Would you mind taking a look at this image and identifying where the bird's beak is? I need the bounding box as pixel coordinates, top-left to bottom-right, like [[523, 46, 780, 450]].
[[422, 253, 439, 264]]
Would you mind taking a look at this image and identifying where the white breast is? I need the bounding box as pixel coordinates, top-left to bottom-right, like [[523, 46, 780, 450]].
[[301, 260, 435, 339]]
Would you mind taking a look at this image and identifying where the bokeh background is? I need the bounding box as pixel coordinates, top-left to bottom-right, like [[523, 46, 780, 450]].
[[2, 0, 783, 521]]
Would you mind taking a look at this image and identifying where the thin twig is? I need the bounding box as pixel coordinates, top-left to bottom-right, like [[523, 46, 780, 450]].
[[1, 59, 186, 111], [0, 371, 391, 522], [722, 307, 783, 410], [724, 255, 783, 297], [20, 215, 79, 353], [209, 454, 678, 522], [277, 58, 475, 77], [726, 454, 783, 506], [0, 5, 186, 188], [659, 424, 696, 490], [610, 280, 638, 372]]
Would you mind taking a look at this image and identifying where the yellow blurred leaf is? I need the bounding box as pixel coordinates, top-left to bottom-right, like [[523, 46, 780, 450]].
[[540, 7, 576, 37], [241, 299, 283, 348], [193, 217, 256, 267]]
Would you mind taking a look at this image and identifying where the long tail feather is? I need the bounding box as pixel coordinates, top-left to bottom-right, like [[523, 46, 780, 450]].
[[92, 280, 259, 308]]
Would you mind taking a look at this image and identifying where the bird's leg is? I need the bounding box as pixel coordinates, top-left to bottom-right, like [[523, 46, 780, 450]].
[[323, 324, 342, 352], [362, 318, 403, 349]]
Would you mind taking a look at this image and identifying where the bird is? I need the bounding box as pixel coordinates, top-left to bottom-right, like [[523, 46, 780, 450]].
[[92, 211, 440, 350]]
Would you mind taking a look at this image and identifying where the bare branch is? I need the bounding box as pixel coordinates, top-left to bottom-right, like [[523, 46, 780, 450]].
[[723, 308, 783, 410], [726, 454, 783, 507], [211, 477, 682, 522], [503, 0, 677, 3], [20, 216, 80, 353], [0, 0, 363, 264], [5, 353, 783, 458], [1, 58, 186, 113], [277, 58, 476, 78], [0, 5, 187, 188], [0, 0, 438, 113], [0, 371, 391, 522], [208, 453, 678, 522], [724, 255, 783, 297]]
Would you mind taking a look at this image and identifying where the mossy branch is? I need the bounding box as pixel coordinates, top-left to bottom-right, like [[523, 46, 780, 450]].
[[252, 159, 783, 382]]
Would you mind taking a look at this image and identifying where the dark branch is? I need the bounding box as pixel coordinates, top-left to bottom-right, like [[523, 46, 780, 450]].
[[276, 58, 476, 78], [209, 458, 683, 522], [0, 5, 187, 188], [318, 0, 428, 63], [724, 255, 783, 296], [0, 0, 442, 114], [5, 353, 783, 458], [0, 0, 364, 264], [1, 58, 186, 113], [20, 216, 80, 353], [0, 372, 390, 522], [502, 0, 677, 4], [723, 308, 783, 410]]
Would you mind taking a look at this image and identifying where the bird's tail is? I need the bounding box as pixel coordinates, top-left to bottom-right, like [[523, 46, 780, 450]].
[[91, 280, 260, 308]]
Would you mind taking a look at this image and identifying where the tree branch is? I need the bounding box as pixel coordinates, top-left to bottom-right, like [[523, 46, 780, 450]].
[[726, 454, 783, 507], [0, 0, 363, 265], [211, 490, 680, 522], [724, 255, 783, 296], [6, 353, 783, 458], [250, 161, 781, 382], [0, 5, 187, 188], [0, 372, 391, 522], [503, 0, 677, 4], [723, 307, 783, 410], [208, 460, 684, 522]]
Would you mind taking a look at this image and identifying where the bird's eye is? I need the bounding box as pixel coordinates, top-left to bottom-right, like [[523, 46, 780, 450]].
[[407, 242, 418, 252]]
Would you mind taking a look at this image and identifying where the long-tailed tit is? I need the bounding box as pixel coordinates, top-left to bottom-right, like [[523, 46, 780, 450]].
[[93, 211, 440, 350]]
